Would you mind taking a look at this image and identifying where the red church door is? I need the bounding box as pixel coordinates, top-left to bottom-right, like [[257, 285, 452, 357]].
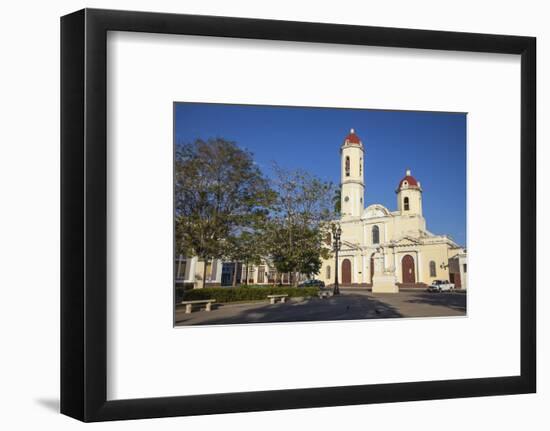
[[454, 273, 462, 288], [341, 259, 352, 285], [402, 255, 416, 284]]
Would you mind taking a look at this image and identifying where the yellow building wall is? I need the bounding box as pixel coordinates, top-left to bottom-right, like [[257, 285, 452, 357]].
[[416, 243, 451, 284]]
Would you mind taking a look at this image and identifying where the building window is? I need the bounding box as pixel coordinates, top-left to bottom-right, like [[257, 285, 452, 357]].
[[429, 260, 437, 277], [372, 225, 380, 244], [325, 232, 332, 245], [345, 156, 350, 176], [359, 158, 362, 175], [258, 266, 265, 283], [463, 263, 467, 273], [326, 266, 331, 279], [175, 257, 187, 280], [404, 197, 410, 211]]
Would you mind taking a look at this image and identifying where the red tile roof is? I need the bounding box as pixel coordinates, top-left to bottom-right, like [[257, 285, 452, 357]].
[[343, 128, 361, 145], [398, 170, 420, 189], [399, 175, 418, 187]]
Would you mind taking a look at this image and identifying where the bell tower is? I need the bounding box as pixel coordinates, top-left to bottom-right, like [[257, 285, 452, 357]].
[[396, 169, 423, 215], [340, 128, 365, 218]]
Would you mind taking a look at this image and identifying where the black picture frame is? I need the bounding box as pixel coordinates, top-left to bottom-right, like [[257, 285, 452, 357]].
[[61, 8, 536, 422]]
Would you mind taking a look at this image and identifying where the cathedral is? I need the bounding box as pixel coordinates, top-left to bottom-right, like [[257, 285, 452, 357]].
[[317, 128, 467, 292]]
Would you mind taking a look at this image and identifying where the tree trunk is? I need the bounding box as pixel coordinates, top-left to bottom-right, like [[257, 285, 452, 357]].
[[201, 257, 208, 289], [232, 262, 238, 287], [245, 261, 249, 285]]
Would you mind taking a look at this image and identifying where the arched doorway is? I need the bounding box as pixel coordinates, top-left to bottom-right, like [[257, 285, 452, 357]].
[[341, 259, 352, 285], [402, 254, 416, 284]]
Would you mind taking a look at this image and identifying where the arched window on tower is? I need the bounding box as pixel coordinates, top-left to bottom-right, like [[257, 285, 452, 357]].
[[404, 197, 410, 211], [345, 156, 350, 177], [372, 225, 380, 245], [359, 158, 362, 176], [429, 261, 437, 277]]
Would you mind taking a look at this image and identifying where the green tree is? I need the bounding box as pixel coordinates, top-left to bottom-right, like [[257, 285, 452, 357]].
[[175, 138, 273, 288], [225, 229, 266, 286], [265, 165, 335, 286]]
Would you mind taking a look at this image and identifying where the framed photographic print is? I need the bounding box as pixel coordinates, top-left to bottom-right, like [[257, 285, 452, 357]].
[[61, 8, 536, 422], [173, 103, 468, 326]]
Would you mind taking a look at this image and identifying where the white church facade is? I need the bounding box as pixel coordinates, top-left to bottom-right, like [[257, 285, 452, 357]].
[[317, 129, 467, 291]]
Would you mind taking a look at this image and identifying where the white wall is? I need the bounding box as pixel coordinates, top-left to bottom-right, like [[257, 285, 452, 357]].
[[0, 0, 547, 429]]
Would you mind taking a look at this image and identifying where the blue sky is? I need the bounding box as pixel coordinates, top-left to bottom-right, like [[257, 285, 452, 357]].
[[174, 103, 467, 247]]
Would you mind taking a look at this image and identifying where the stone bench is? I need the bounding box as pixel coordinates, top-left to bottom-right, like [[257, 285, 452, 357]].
[[181, 299, 216, 314], [267, 294, 288, 304]]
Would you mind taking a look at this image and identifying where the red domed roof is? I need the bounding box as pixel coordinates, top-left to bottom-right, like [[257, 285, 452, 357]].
[[343, 128, 361, 145], [397, 169, 420, 189]]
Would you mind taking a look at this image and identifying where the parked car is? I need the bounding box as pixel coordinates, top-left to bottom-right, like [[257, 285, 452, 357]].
[[427, 280, 455, 292], [298, 279, 325, 288]]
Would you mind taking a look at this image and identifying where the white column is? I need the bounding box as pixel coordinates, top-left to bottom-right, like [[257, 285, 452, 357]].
[[396, 253, 401, 283], [189, 257, 197, 283], [215, 260, 222, 283], [416, 251, 421, 283], [362, 254, 366, 283], [351, 254, 358, 283]]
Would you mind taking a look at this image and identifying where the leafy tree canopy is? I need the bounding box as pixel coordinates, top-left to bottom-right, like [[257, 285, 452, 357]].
[[175, 138, 274, 263], [175, 139, 335, 288], [263, 164, 335, 285]]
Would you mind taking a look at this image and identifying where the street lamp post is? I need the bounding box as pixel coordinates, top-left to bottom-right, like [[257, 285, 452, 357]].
[[332, 224, 342, 295]]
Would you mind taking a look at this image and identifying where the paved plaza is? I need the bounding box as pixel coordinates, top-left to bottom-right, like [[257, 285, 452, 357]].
[[175, 289, 466, 326]]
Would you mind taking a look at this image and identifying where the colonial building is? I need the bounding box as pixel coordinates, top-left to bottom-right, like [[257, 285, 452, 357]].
[[317, 128, 466, 291], [175, 256, 306, 289]]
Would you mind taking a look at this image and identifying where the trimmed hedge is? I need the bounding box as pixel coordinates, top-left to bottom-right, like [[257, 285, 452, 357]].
[[182, 285, 319, 303]]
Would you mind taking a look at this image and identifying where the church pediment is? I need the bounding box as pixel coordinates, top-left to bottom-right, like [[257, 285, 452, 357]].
[[392, 236, 421, 247], [340, 240, 362, 251], [362, 204, 391, 219]]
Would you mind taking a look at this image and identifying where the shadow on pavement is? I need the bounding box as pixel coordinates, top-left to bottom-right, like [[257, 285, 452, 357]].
[[404, 292, 466, 313], [175, 293, 403, 326]]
